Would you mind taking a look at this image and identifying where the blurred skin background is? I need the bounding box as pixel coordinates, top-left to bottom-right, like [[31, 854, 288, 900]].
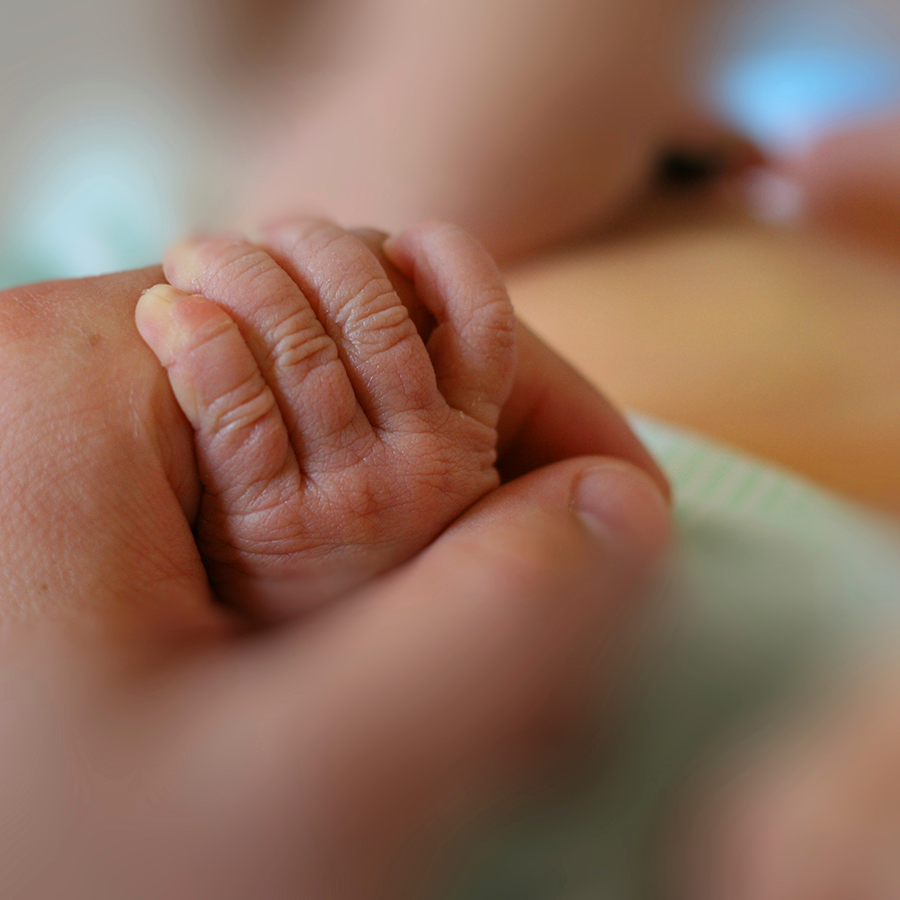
[[3, 0, 900, 897], [2, 0, 900, 513], [2, 0, 899, 272]]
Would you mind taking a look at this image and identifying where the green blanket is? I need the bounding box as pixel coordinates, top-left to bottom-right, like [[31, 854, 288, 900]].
[[446, 418, 900, 900]]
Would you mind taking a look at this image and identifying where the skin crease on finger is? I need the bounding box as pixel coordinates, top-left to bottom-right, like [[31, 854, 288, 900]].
[[134, 221, 518, 620], [128, 219, 668, 624], [349, 225, 667, 491]]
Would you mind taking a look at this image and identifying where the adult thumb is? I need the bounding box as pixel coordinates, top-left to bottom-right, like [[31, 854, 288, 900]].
[[208, 458, 669, 896]]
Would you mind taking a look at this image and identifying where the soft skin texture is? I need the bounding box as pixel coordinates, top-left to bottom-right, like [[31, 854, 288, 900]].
[[235, 0, 723, 263], [136, 220, 518, 620], [0, 265, 669, 899], [0, 266, 219, 648]]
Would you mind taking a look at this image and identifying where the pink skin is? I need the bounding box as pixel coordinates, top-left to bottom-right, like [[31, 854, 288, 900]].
[[136, 218, 668, 624], [0, 261, 670, 899], [136, 220, 520, 621], [0, 266, 220, 650], [233, 0, 741, 264], [782, 115, 900, 263], [0, 455, 670, 900], [0, 258, 665, 641]]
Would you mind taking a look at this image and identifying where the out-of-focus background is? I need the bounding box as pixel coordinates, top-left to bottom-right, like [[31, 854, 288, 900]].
[[703, 0, 900, 150], [0, 0, 897, 288], [0, 0, 228, 287]]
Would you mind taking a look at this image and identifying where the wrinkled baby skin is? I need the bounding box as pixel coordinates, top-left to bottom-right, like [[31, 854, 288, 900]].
[[136, 219, 517, 622]]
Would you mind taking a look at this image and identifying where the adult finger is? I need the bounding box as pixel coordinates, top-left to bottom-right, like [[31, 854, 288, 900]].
[[205, 457, 670, 896], [498, 321, 670, 497]]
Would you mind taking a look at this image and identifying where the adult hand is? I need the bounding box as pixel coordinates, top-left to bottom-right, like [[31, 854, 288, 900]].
[[0, 258, 669, 898], [0, 266, 219, 647], [0, 259, 666, 645], [0, 449, 668, 899]]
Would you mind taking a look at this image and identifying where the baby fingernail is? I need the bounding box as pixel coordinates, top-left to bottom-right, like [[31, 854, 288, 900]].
[[135, 284, 190, 363], [140, 283, 182, 305], [136, 284, 184, 325]]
